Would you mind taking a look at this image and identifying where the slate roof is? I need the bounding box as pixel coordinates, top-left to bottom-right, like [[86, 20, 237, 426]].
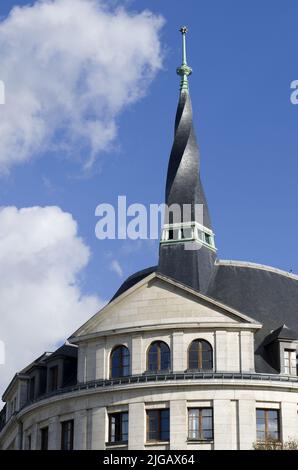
[[44, 343, 78, 362], [262, 324, 298, 346], [111, 260, 298, 374], [207, 261, 298, 372], [110, 266, 157, 302]]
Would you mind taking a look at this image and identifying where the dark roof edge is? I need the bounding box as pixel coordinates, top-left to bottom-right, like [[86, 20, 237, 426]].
[[218, 260, 298, 281]]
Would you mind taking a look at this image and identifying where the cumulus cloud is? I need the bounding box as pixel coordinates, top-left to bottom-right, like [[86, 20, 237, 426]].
[[0, 0, 164, 173], [110, 259, 123, 277], [0, 206, 101, 395]]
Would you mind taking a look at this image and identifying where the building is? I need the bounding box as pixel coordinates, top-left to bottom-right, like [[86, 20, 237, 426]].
[[1, 27, 298, 451]]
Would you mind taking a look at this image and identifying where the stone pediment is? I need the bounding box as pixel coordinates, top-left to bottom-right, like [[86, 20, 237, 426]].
[[71, 273, 261, 340]]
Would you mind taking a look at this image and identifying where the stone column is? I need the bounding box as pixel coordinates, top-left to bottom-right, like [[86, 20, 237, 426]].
[[215, 331, 227, 372], [74, 410, 87, 450], [30, 423, 38, 450], [172, 331, 185, 372], [91, 408, 106, 450], [240, 331, 255, 372], [86, 343, 96, 382], [213, 399, 236, 449], [48, 416, 60, 450], [238, 399, 256, 449], [281, 402, 298, 443], [95, 339, 106, 380], [170, 399, 186, 450], [131, 335, 143, 375], [16, 422, 23, 450], [128, 402, 145, 450], [77, 345, 87, 383]]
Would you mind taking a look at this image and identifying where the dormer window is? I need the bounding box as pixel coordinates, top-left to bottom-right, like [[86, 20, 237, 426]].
[[284, 349, 296, 375], [29, 377, 35, 402], [49, 366, 59, 391], [263, 325, 298, 375]]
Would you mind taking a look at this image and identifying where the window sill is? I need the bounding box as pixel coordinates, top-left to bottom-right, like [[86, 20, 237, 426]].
[[145, 441, 170, 446], [106, 441, 128, 448], [187, 439, 214, 444], [144, 370, 172, 375]]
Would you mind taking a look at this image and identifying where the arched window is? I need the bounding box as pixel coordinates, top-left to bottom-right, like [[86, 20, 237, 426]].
[[147, 341, 171, 372], [110, 345, 130, 378], [188, 340, 213, 370]]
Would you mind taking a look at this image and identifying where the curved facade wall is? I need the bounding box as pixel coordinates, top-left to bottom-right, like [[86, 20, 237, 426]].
[[1, 274, 298, 450]]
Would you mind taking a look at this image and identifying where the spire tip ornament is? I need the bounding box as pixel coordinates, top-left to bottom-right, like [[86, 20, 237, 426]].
[[180, 26, 188, 34], [176, 26, 192, 91]]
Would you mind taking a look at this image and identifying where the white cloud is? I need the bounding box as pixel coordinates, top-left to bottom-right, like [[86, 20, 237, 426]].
[[0, 0, 164, 173], [110, 259, 123, 277], [0, 206, 102, 395]]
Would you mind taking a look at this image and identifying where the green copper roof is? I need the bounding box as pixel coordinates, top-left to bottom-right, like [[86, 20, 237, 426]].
[[176, 26, 192, 91]]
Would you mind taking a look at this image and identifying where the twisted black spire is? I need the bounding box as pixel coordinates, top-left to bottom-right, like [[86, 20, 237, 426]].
[[165, 88, 212, 228], [158, 27, 216, 294]]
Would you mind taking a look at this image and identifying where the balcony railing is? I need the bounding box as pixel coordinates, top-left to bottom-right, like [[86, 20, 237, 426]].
[[2, 371, 298, 433], [25, 371, 298, 405]]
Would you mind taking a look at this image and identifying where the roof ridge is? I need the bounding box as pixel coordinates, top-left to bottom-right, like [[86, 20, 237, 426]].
[[217, 259, 298, 281]]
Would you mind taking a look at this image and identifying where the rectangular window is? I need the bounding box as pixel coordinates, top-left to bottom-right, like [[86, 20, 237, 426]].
[[49, 366, 59, 391], [146, 409, 169, 442], [284, 349, 296, 375], [256, 409, 280, 442], [181, 227, 193, 240], [40, 427, 49, 450], [29, 377, 35, 401], [61, 420, 74, 450], [167, 229, 179, 241], [188, 408, 213, 441], [26, 434, 32, 450], [108, 412, 128, 444]]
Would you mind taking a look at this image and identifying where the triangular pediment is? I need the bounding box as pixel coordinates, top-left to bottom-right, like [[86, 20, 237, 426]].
[[71, 273, 261, 340]]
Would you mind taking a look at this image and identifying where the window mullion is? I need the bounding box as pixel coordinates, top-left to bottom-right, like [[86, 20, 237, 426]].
[[199, 410, 202, 440], [158, 411, 161, 441]]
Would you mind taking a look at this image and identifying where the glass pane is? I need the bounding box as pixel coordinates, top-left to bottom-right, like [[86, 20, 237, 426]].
[[202, 417, 213, 429], [181, 228, 193, 239], [111, 346, 130, 377], [148, 346, 158, 371], [268, 421, 278, 433], [257, 431, 265, 441], [160, 342, 170, 370], [268, 410, 278, 420], [122, 413, 128, 441], [257, 422, 265, 432], [256, 409, 265, 419], [197, 230, 204, 240], [147, 410, 158, 441], [201, 408, 212, 418], [201, 341, 211, 352], [190, 341, 199, 352], [189, 409, 199, 418], [202, 429, 213, 440], [168, 229, 179, 240], [160, 409, 170, 440]]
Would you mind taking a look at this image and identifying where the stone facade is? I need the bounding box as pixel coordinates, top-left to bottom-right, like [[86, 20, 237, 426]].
[[1, 274, 298, 450]]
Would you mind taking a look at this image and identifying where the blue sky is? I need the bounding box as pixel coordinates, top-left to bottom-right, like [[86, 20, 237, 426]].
[[0, 0, 298, 367]]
